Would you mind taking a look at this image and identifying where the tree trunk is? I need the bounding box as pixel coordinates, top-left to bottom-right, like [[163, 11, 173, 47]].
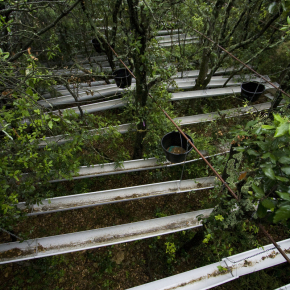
[[132, 37, 148, 159], [127, 0, 149, 159]]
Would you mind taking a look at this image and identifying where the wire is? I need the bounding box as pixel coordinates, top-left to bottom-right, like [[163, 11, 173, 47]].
[[96, 28, 290, 265], [189, 27, 290, 100]]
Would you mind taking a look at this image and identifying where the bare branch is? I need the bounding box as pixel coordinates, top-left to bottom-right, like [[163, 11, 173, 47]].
[[8, 0, 82, 62]]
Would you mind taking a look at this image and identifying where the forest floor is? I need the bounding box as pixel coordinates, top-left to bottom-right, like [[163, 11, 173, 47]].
[[1, 78, 289, 289]]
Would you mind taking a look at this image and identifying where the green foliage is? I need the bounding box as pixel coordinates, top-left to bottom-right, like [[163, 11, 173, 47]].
[[229, 112, 290, 225]]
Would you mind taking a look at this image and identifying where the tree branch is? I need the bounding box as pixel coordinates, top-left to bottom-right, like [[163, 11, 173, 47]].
[[8, 0, 82, 62], [228, 10, 282, 53]]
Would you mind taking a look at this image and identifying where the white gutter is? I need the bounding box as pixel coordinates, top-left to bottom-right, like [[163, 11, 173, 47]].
[[39, 74, 262, 107], [17, 176, 216, 215], [0, 208, 213, 265], [50, 151, 229, 182], [47, 66, 244, 95], [47, 77, 269, 115], [38, 99, 274, 146], [127, 238, 290, 290]]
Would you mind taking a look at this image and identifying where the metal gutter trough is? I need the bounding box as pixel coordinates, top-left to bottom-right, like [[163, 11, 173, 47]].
[[50, 151, 229, 182], [38, 98, 274, 146], [39, 74, 250, 109], [159, 38, 198, 47], [0, 208, 213, 264], [48, 77, 273, 116], [17, 176, 216, 215], [175, 101, 273, 125], [43, 66, 243, 99], [127, 238, 290, 290], [171, 81, 275, 101]]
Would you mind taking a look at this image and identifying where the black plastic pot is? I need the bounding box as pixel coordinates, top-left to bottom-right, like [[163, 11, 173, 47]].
[[91, 38, 104, 53], [113, 68, 132, 88], [241, 82, 265, 102], [161, 131, 193, 163]]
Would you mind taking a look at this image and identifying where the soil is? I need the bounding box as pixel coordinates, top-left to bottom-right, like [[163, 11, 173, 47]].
[[167, 146, 186, 154], [0, 71, 288, 289]]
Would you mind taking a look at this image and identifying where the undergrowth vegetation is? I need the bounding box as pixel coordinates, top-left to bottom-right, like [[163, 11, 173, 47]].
[[1, 0, 290, 288]]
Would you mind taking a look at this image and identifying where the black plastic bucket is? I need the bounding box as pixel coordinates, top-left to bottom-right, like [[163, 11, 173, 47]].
[[92, 38, 104, 53], [241, 82, 265, 102], [113, 68, 132, 88], [161, 131, 193, 163]]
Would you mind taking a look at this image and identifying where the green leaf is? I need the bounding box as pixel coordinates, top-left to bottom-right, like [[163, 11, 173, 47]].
[[253, 126, 262, 135], [245, 120, 258, 129], [261, 125, 275, 130], [276, 191, 290, 201], [279, 156, 290, 164], [262, 167, 276, 180], [257, 203, 267, 218], [273, 113, 285, 124], [247, 149, 259, 156], [262, 199, 275, 209], [268, 2, 277, 13], [274, 123, 289, 137], [255, 141, 269, 151], [275, 175, 289, 182], [234, 147, 245, 152], [281, 0, 287, 11], [288, 16, 290, 25], [273, 205, 290, 223], [48, 120, 53, 129], [281, 167, 290, 175], [252, 184, 265, 199], [262, 152, 277, 163], [215, 214, 224, 221]]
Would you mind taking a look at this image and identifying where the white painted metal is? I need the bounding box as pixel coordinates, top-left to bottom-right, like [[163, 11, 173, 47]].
[[159, 39, 198, 47], [48, 77, 271, 115], [175, 102, 273, 125], [45, 81, 108, 97], [38, 123, 132, 146], [18, 177, 216, 215], [39, 75, 248, 107], [158, 36, 196, 44], [171, 81, 275, 101], [50, 151, 229, 182], [157, 30, 182, 35], [127, 238, 290, 290], [38, 99, 274, 146], [38, 85, 124, 107], [49, 67, 241, 94], [0, 209, 213, 264], [52, 98, 127, 115]]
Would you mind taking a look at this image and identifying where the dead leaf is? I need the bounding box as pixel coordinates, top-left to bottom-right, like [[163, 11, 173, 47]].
[[238, 172, 247, 180]]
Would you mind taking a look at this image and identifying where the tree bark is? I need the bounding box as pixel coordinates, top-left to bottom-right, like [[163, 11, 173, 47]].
[[127, 0, 149, 159]]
